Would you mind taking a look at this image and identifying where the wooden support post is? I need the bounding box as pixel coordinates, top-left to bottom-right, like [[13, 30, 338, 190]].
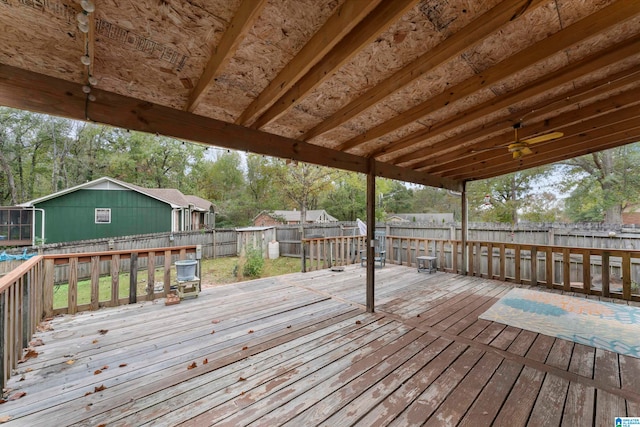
[[461, 181, 468, 275], [129, 253, 138, 304], [111, 254, 120, 306], [90, 256, 100, 310], [366, 159, 375, 313], [602, 252, 610, 297], [68, 257, 78, 315]]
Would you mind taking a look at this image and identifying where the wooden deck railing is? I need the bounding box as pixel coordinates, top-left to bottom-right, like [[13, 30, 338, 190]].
[[305, 235, 640, 302], [0, 245, 196, 389]]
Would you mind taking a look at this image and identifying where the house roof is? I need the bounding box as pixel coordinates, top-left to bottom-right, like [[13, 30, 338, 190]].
[[260, 210, 338, 223], [1, 2, 639, 190], [388, 213, 455, 223], [19, 177, 212, 210]]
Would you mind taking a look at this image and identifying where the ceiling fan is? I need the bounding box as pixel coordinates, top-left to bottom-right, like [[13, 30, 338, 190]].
[[507, 123, 564, 159]]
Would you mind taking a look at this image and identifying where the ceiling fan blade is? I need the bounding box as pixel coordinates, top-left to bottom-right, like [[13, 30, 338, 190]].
[[521, 131, 564, 145], [521, 147, 533, 156], [512, 150, 522, 159]]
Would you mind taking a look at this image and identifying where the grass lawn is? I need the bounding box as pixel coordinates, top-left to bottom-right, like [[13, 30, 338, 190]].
[[53, 256, 305, 309]]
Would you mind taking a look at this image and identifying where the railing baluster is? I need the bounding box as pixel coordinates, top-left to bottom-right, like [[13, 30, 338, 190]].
[[68, 257, 78, 315], [111, 254, 120, 306], [602, 251, 610, 297], [0, 291, 5, 389], [164, 250, 171, 296], [130, 253, 138, 304], [623, 252, 631, 300], [583, 250, 591, 294], [22, 276, 29, 348], [90, 255, 100, 310], [563, 248, 571, 291], [147, 251, 156, 300], [43, 258, 54, 318], [546, 247, 553, 289], [531, 246, 538, 287]]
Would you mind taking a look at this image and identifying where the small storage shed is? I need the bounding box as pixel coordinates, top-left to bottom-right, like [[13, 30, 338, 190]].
[[236, 226, 277, 259]]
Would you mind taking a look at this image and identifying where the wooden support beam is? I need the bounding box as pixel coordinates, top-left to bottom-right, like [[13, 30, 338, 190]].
[[302, 0, 545, 141], [407, 82, 640, 169], [337, 2, 640, 152], [237, 0, 382, 126], [187, 0, 269, 112], [250, 0, 418, 129], [461, 182, 468, 275], [0, 64, 461, 192]]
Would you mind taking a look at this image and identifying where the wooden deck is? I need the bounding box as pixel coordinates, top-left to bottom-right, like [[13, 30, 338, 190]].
[[1, 265, 639, 426]]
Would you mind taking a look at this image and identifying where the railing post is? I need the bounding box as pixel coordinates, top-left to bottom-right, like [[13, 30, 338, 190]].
[[129, 253, 138, 304], [623, 252, 631, 300], [111, 254, 120, 306], [563, 248, 571, 291], [582, 250, 591, 294], [147, 251, 156, 300], [546, 247, 554, 289], [164, 250, 172, 296], [514, 245, 521, 283]]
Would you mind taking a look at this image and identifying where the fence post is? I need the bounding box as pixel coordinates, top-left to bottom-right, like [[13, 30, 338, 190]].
[[129, 253, 138, 304]]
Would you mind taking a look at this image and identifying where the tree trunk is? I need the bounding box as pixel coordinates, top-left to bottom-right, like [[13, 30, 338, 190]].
[[0, 147, 18, 204]]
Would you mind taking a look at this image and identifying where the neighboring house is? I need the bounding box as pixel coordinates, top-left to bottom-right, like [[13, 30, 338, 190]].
[[253, 209, 338, 226], [387, 213, 454, 223], [18, 177, 214, 244]]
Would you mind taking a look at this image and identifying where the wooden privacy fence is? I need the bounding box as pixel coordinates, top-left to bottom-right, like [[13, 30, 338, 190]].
[[0, 245, 196, 389], [306, 235, 640, 302]]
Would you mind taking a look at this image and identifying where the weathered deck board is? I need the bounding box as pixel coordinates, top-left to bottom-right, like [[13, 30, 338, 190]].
[[1, 264, 638, 426]]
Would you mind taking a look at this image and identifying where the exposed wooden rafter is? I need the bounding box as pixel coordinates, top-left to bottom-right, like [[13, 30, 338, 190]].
[[249, 0, 419, 130], [236, 0, 383, 126], [186, 0, 269, 113], [336, 1, 640, 153], [302, 0, 546, 142], [391, 65, 640, 167]]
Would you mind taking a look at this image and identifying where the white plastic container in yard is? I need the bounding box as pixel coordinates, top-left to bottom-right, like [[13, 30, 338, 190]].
[[175, 260, 197, 281], [268, 241, 280, 259]]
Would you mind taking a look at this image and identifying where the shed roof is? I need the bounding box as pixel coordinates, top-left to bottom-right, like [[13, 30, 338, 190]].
[[1, 1, 639, 189], [265, 210, 339, 222]]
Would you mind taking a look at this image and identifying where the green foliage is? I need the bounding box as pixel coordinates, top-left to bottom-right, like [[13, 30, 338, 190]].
[[241, 245, 264, 278]]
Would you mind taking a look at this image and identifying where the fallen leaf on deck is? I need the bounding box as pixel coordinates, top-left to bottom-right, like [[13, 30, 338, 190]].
[[102, 365, 109, 370], [286, 325, 291, 329], [66, 360, 75, 365], [25, 368, 32, 373], [98, 329, 108, 335], [94, 385, 106, 392], [211, 330, 215, 334], [238, 377, 246, 381], [94, 370, 102, 375], [248, 330, 254, 334], [18, 348, 38, 363], [203, 359, 208, 364], [97, 424, 106, 427], [29, 338, 44, 347], [242, 346, 248, 351], [84, 391, 92, 396], [211, 319, 220, 324], [8, 392, 26, 401], [119, 363, 127, 368], [355, 320, 362, 325], [417, 314, 421, 318], [0, 415, 11, 423], [92, 339, 99, 344], [187, 362, 197, 370]]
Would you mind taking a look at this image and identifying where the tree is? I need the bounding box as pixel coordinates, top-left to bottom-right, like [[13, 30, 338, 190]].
[[467, 167, 552, 223], [320, 171, 366, 221], [561, 145, 640, 224]]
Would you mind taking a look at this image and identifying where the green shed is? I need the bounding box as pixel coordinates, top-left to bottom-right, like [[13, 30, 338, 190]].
[[19, 177, 214, 244]]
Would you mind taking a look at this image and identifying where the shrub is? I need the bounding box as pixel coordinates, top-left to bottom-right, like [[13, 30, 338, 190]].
[[242, 245, 264, 278]]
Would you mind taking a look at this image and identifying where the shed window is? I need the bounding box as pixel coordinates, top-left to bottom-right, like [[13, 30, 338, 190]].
[[95, 208, 111, 224]]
